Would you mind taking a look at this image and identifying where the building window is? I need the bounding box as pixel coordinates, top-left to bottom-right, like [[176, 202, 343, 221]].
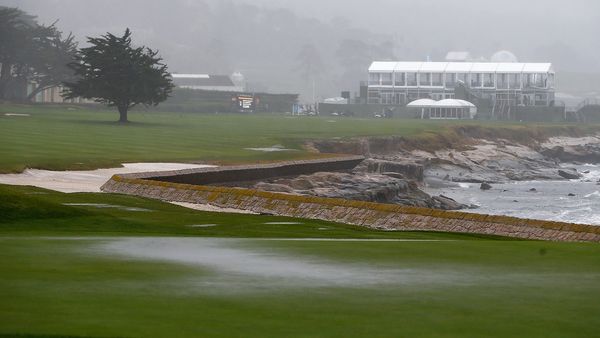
[[534, 73, 546, 88], [535, 93, 548, 105], [419, 73, 431, 86], [445, 73, 456, 87], [470, 73, 482, 87], [523, 74, 533, 88], [394, 72, 405, 86], [368, 90, 380, 104], [432, 73, 443, 86], [509, 74, 520, 89], [395, 92, 406, 105], [483, 73, 494, 88], [407, 72, 418, 86], [369, 73, 380, 86], [381, 73, 393, 86], [497, 73, 508, 89], [381, 92, 395, 104], [457, 73, 468, 85]]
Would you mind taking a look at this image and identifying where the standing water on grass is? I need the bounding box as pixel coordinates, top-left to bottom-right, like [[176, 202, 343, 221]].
[[424, 165, 600, 225]]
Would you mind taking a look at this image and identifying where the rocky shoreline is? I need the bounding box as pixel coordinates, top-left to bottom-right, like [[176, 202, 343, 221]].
[[251, 134, 600, 211]]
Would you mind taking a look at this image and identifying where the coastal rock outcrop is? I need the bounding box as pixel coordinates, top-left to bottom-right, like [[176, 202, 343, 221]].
[[253, 171, 467, 210]]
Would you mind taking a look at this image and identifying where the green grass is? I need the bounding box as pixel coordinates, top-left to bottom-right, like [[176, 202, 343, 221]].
[[2, 104, 600, 337], [1, 184, 600, 338], [0, 104, 455, 173], [0, 184, 478, 240]]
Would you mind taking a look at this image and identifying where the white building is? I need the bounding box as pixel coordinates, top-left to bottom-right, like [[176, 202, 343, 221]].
[[367, 61, 555, 110]]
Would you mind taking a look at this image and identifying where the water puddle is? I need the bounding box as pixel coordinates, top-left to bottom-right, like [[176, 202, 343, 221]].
[[63, 203, 153, 212], [96, 237, 467, 294]]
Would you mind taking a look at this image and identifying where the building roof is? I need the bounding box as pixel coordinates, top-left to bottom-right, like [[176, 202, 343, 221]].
[[406, 99, 437, 107], [522, 63, 553, 73], [407, 98, 476, 108], [496, 63, 525, 73], [369, 62, 553, 73], [171, 74, 235, 87], [368, 61, 397, 72], [445, 62, 473, 72], [171, 74, 210, 79], [435, 99, 476, 108], [419, 62, 448, 72]]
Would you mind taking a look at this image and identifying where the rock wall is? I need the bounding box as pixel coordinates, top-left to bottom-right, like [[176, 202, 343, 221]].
[[101, 175, 600, 242]]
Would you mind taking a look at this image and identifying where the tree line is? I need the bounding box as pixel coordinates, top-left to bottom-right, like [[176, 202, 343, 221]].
[[0, 6, 173, 123], [0, 7, 76, 101]]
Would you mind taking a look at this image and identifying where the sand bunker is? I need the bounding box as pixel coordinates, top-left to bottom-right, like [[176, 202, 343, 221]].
[[0, 162, 214, 193], [171, 202, 256, 215]]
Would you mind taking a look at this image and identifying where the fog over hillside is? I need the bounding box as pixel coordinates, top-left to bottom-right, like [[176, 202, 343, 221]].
[[2, 0, 599, 99]]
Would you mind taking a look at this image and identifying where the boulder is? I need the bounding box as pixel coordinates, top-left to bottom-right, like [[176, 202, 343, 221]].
[[558, 169, 582, 180], [432, 195, 467, 210], [480, 182, 492, 190]]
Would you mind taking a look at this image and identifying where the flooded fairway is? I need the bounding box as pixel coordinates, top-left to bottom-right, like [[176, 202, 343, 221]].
[[2, 236, 600, 338], [97, 237, 467, 292]]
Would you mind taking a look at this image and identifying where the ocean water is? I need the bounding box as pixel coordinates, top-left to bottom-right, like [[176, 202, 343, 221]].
[[424, 164, 600, 225]]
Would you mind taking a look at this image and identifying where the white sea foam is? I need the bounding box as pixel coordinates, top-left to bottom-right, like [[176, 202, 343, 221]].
[[584, 191, 600, 198], [424, 164, 600, 225]]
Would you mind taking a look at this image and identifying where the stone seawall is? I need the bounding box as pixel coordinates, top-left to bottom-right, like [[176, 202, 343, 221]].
[[141, 156, 366, 185], [101, 175, 600, 242]]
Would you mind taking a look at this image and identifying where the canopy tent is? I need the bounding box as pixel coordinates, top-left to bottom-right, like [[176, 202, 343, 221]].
[[407, 99, 477, 120]]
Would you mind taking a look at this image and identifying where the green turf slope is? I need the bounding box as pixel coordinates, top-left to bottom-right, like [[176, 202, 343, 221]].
[[1, 185, 599, 338]]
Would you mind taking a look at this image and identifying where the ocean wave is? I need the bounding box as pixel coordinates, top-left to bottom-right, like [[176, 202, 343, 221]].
[[584, 191, 600, 198]]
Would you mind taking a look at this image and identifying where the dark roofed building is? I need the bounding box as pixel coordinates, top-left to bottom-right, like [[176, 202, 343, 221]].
[[171, 73, 245, 92]]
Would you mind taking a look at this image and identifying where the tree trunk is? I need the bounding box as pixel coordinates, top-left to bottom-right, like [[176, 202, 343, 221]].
[[26, 82, 52, 102], [118, 105, 129, 123], [0, 62, 12, 101]]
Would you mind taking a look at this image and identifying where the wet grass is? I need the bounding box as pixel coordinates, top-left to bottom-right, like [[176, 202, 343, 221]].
[[2, 104, 598, 174], [0, 104, 449, 173], [0, 184, 482, 240], [1, 184, 600, 337]]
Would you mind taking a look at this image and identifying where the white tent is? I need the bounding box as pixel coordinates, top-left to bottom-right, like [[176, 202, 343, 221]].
[[407, 99, 477, 119]]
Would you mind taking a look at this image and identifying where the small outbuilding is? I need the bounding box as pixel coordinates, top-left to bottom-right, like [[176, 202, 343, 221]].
[[407, 98, 477, 119]]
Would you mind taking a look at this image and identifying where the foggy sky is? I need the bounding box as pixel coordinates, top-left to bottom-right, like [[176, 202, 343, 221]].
[[2, 0, 599, 98]]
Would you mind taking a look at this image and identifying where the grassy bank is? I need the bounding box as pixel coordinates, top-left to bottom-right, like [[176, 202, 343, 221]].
[[0, 104, 446, 173], [1, 185, 599, 337], [2, 104, 599, 173]]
